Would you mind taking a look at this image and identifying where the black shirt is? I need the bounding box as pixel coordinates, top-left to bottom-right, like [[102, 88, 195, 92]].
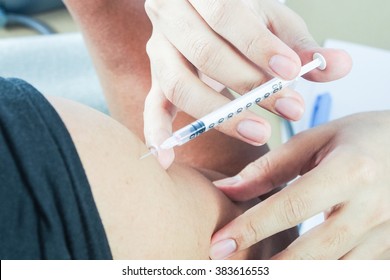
[[0, 77, 112, 259]]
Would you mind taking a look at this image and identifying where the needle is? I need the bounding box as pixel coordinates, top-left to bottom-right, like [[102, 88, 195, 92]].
[[139, 146, 158, 160], [139, 151, 153, 160]]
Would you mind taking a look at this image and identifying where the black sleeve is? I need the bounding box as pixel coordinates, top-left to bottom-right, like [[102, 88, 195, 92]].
[[0, 77, 112, 260]]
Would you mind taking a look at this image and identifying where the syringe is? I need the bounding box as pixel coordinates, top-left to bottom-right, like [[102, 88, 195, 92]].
[[141, 53, 326, 159]]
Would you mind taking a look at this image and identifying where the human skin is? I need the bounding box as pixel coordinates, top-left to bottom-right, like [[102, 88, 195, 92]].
[[61, 0, 297, 258], [63, 0, 388, 260], [48, 95, 292, 259], [211, 111, 390, 260], [143, 0, 352, 167], [63, 0, 269, 176]]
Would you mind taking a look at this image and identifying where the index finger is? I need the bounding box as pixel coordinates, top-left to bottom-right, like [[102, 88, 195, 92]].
[[209, 161, 349, 260], [146, 0, 264, 92], [188, 0, 301, 80]]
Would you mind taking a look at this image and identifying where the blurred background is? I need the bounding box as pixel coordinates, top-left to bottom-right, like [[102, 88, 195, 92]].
[[1, 0, 389, 49], [0, 0, 389, 148]]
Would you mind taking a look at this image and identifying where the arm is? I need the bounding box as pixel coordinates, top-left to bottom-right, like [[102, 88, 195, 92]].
[[63, 0, 152, 137], [48, 95, 269, 259]]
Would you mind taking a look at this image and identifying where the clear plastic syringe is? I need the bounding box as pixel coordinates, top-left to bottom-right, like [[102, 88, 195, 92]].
[[141, 53, 326, 159]]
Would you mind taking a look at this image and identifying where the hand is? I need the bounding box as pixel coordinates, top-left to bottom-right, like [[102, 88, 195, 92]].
[[143, 0, 352, 168], [210, 111, 390, 259]]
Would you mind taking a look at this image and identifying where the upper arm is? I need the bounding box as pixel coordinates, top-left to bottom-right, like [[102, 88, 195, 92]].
[[46, 96, 223, 259]]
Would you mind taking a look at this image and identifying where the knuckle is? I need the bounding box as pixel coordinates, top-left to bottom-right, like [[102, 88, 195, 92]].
[[293, 35, 315, 50], [234, 78, 262, 95], [230, 71, 266, 95], [243, 160, 266, 178], [236, 218, 265, 249], [345, 151, 378, 186], [281, 248, 317, 260], [294, 33, 317, 52], [246, 156, 271, 177], [190, 38, 219, 73], [279, 194, 308, 226], [323, 226, 349, 253], [159, 72, 189, 110], [207, 0, 230, 30], [241, 156, 277, 191], [296, 252, 317, 260], [241, 34, 266, 61]]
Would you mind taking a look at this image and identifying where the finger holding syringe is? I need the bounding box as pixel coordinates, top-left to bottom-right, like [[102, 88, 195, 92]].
[[142, 53, 327, 163]]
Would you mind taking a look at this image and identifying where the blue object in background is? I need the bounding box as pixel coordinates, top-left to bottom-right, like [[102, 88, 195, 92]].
[[0, 6, 6, 27], [0, 0, 64, 34], [310, 92, 332, 128], [0, 0, 64, 15]]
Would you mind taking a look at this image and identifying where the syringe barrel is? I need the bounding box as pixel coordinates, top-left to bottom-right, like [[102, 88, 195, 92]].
[[198, 78, 288, 130], [170, 120, 207, 146], [169, 79, 290, 146], [162, 53, 326, 149]]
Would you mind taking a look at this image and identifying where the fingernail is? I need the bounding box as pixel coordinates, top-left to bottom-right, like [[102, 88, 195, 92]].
[[237, 120, 267, 145], [269, 54, 299, 80], [275, 97, 304, 120], [210, 239, 237, 260], [213, 175, 242, 187]]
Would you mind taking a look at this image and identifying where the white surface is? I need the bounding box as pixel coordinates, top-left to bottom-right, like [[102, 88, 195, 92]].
[[0, 32, 107, 113]]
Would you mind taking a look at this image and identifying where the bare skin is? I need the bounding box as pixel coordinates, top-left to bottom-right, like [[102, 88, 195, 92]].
[[63, 0, 269, 176], [47, 96, 280, 259], [211, 111, 390, 260], [61, 0, 298, 259]]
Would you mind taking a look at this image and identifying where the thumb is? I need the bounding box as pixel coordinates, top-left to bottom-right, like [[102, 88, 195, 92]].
[[270, 4, 352, 82], [297, 47, 352, 82], [213, 129, 326, 201]]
